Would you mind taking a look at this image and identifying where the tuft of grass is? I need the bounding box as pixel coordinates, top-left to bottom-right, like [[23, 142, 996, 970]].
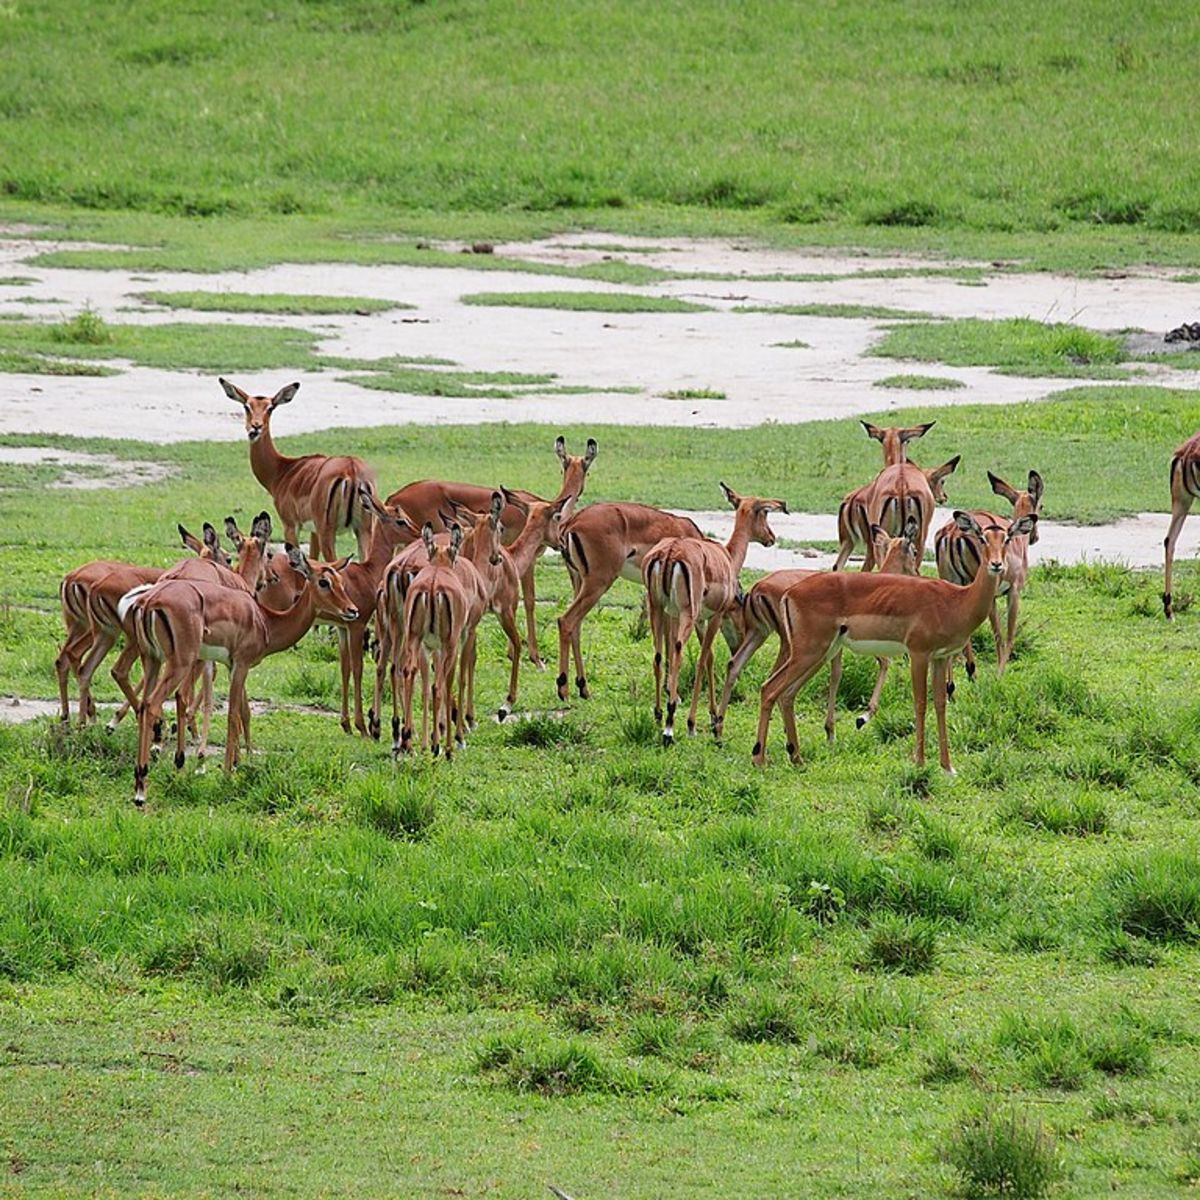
[[660, 387, 726, 400], [941, 1108, 1063, 1199], [1102, 852, 1200, 942], [727, 992, 803, 1045], [858, 913, 939, 975], [913, 812, 962, 861], [1000, 791, 1110, 835], [134, 291, 406, 315], [771, 339, 811, 348], [616, 705, 659, 747], [49, 306, 111, 345], [473, 1033, 650, 1097], [873, 373, 966, 390], [461, 291, 712, 314], [921, 1035, 972, 1084], [348, 775, 436, 841], [871, 317, 1128, 378], [1096, 928, 1162, 968], [504, 714, 589, 749], [736, 302, 935, 320], [864, 794, 911, 834]]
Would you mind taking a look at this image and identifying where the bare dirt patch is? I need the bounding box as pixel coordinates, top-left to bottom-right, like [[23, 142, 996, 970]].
[[0, 447, 174, 489]]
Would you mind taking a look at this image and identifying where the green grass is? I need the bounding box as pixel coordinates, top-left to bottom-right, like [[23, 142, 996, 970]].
[[871, 317, 1131, 379], [874, 374, 968, 391], [0, 275, 36, 286], [661, 387, 727, 400], [133, 291, 407, 315], [737, 303, 937, 320], [461, 291, 713, 314]]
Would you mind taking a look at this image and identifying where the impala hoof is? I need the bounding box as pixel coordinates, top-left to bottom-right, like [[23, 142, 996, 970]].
[[497, 705, 511, 723], [855, 714, 869, 729], [556, 672, 568, 700], [687, 719, 696, 736], [662, 731, 674, 748], [1163, 591, 1173, 618], [965, 662, 976, 682], [576, 677, 589, 700], [173, 750, 185, 770], [945, 681, 956, 700], [943, 766, 958, 779]]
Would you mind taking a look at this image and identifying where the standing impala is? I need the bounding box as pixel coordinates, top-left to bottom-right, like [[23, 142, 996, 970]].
[[387, 436, 596, 666], [1164, 430, 1200, 618], [751, 511, 1038, 774], [557, 502, 706, 702], [643, 483, 787, 744], [130, 547, 357, 806], [716, 518, 920, 742], [864, 454, 960, 565], [935, 470, 1043, 684], [219, 377, 376, 560], [835, 462, 955, 571]]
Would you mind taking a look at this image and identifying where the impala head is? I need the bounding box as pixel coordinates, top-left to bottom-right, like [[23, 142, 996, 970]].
[[422, 521, 463, 567], [925, 455, 961, 504], [861, 420, 935, 466], [870, 515, 920, 575], [989, 469, 1044, 545], [720, 481, 789, 547], [357, 482, 419, 545], [481, 491, 505, 566], [220, 377, 299, 442], [178, 522, 232, 567], [954, 511, 1038, 576], [285, 544, 359, 620], [506, 485, 571, 549], [224, 512, 274, 590], [554, 435, 598, 516]]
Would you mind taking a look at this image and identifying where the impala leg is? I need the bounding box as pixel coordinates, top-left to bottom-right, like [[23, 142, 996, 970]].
[[393, 647, 406, 758], [336, 625, 353, 734], [648, 596, 666, 723], [1000, 591, 1021, 673], [496, 604, 522, 721], [932, 658, 954, 774], [962, 636, 977, 684], [239, 687, 252, 754], [55, 626, 91, 724], [832, 540, 854, 571], [556, 575, 611, 702], [687, 616, 721, 737], [419, 651, 431, 752], [753, 641, 832, 767], [173, 684, 188, 770], [857, 657, 891, 730], [910, 653, 930, 768], [225, 665, 248, 771], [108, 640, 143, 731], [663, 613, 696, 745], [76, 628, 118, 728], [133, 660, 183, 807], [1164, 495, 1193, 619], [780, 673, 808, 764], [443, 649, 459, 762], [194, 663, 214, 766], [352, 626, 369, 736], [987, 601, 1005, 672], [520, 565, 544, 669], [370, 619, 391, 741], [825, 651, 843, 742], [715, 626, 770, 740]]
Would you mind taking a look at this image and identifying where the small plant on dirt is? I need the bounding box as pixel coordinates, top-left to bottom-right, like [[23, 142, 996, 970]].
[[661, 387, 726, 400], [941, 1108, 1063, 1198], [50, 305, 111, 345], [858, 913, 939, 974]]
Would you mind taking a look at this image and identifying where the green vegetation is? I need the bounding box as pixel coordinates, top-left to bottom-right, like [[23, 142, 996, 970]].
[[871, 317, 1130, 379], [0, 275, 36, 286], [134, 291, 406, 315], [941, 1109, 1063, 1198], [737, 303, 936, 320], [662, 387, 727, 400], [461, 291, 713, 314], [874, 374, 967, 391]]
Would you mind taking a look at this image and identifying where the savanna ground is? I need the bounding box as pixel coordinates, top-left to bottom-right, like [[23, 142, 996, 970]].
[[5, 3, 1200, 1197]]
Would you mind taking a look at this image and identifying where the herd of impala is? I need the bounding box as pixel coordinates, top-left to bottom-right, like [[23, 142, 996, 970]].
[[52, 376, 1079, 806]]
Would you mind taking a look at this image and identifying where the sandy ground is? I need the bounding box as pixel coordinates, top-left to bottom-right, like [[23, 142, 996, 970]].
[[2, 232, 1199, 440]]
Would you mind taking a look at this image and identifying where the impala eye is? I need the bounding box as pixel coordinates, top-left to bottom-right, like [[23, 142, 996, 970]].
[[319, 578, 331, 589]]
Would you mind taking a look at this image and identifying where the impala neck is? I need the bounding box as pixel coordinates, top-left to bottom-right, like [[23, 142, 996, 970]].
[[248, 418, 292, 491], [262, 585, 317, 655], [964, 551, 1004, 623], [723, 515, 755, 577], [507, 514, 552, 578]]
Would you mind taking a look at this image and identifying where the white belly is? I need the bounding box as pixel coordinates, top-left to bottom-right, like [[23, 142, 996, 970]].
[[844, 637, 908, 658], [199, 644, 231, 665]]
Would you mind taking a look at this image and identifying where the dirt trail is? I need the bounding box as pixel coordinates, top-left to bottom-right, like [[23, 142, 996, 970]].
[[2, 232, 1199, 440]]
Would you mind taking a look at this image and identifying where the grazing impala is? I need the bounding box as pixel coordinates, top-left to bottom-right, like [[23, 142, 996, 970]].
[[387, 436, 597, 667], [557, 502, 706, 702], [835, 462, 955, 571], [643, 484, 787, 744], [130, 547, 357, 806], [751, 512, 1037, 774], [716, 517, 920, 742], [935, 470, 1043, 684], [863, 454, 961, 565], [58, 524, 229, 728], [1164, 431, 1200, 618], [219, 377, 376, 560]]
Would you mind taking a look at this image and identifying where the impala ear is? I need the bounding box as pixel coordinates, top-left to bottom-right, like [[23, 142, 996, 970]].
[[953, 510, 983, 539], [445, 501, 479, 529], [489, 491, 504, 524], [861, 421, 885, 443], [270, 381, 299, 409], [931, 455, 961, 483], [422, 523, 436, 557], [251, 511, 273, 543], [219, 377, 249, 406], [447, 523, 463, 562], [1027, 470, 1044, 507], [900, 421, 935, 443], [869, 523, 889, 547], [223, 517, 244, 550], [286, 544, 312, 578], [555, 435, 569, 465], [1007, 514, 1038, 541], [583, 437, 598, 467], [500, 486, 531, 516], [331, 555, 352, 571], [772, 498, 789, 515], [550, 494, 571, 518], [178, 524, 203, 554], [202, 523, 221, 554], [988, 471, 1021, 505], [719, 481, 740, 509]]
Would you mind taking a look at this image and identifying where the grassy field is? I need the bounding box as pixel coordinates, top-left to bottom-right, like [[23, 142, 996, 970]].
[[4, 415, 1200, 1195]]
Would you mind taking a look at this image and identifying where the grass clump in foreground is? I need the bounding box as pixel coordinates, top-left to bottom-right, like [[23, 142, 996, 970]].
[[870, 317, 1128, 378], [941, 1108, 1063, 1198], [461, 291, 713, 314], [134, 291, 406, 315], [873, 373, 966, 390], [1102, 851, 1200, 942], [736, 302, 935, 320]]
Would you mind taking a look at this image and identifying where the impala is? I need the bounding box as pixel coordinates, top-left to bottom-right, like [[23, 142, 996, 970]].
[[386, 436, 596, 666], [751, 511, 1038, 774], [863, 454, 960, 564], [935, 470, 1043, 684], [643, 483, 787, 744], [220, 377, 376, 560], [716, 517, 920, 742], [860, 420, 936, 466], [130, 547, 357, 806], [834, 462, 954, 571], [557, 502, 706, 702], [1164, 431, 1200, 618]]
